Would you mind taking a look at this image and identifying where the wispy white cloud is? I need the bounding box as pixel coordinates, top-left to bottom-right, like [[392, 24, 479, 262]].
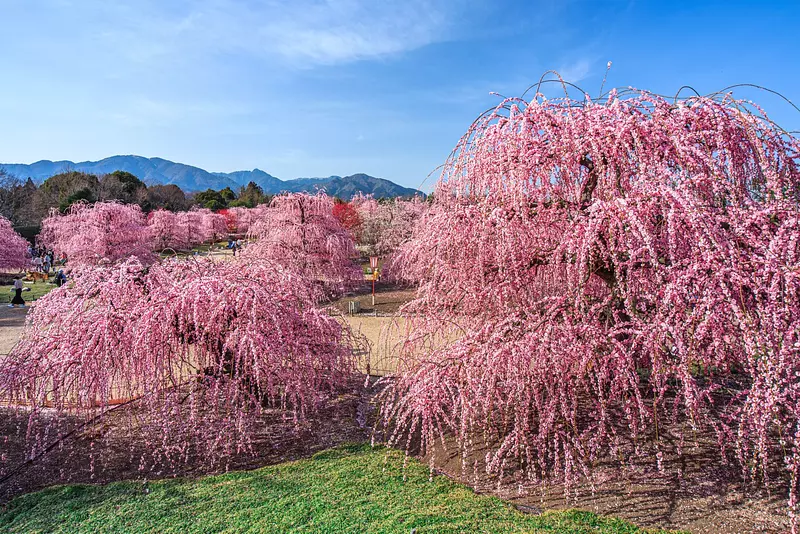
[[556, 59, 591, 83], [75, 0, 465, 67]]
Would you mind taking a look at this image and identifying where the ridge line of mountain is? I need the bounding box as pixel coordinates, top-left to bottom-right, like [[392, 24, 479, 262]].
[[0, 155, 422, 199]]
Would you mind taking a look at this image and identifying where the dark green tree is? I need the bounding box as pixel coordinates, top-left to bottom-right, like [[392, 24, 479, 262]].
[[194, 189, 228, 210]]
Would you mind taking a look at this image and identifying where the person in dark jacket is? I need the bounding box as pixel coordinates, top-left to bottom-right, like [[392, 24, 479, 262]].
[[9, 277, 26, 308]]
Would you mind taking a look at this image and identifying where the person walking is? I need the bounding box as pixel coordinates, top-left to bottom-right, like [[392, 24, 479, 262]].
[[9, 277, 26, 308], [231, 240, 238, 257]]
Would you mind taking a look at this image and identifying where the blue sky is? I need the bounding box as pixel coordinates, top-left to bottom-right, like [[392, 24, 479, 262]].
[[0, 0, 797, 191]]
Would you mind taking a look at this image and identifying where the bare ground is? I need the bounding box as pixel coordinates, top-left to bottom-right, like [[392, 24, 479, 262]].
[[0, 305, 27, 356], [332, 281, 417, 315], [413, 430, 789, 534]]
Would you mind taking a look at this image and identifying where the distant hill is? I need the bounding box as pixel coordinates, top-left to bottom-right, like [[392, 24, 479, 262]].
[[1, 156, 422, 199]]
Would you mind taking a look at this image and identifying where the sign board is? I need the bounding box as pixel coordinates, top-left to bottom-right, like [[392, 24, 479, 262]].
[[369, 256, 379, 269]]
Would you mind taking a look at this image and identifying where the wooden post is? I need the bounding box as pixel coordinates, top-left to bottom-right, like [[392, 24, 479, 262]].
[[369, 256, 379, 309]]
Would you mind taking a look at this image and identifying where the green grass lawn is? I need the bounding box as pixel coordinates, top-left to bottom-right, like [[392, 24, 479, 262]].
[[0, 281, 56, 304], [0, 444, 676, 534]]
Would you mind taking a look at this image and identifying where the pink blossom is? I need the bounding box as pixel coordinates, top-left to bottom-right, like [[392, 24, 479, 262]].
[[0, 216, 29, 271], [379, 88, 800, 529], [39, 202, 154, 266]]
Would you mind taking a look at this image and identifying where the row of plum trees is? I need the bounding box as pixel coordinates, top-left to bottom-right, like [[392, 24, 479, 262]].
[[37, 203, 235, 264], [1, 193, 427, 272], [0, 191, 368, 473]]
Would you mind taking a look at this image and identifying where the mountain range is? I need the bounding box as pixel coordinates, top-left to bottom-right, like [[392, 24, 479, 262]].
[[0, 155, 421, 199]]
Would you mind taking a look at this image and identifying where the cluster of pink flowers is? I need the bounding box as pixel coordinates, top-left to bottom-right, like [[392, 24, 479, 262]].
[[223, 205, 270, 235], [38, 202, 154, 266], [0, 216, 29, 271], [351, 194, 428, 260], [244, 192, 362, 298], [380, 89, 800, 527], [0, 256, 359, 470], [148, 208, 229, 252]]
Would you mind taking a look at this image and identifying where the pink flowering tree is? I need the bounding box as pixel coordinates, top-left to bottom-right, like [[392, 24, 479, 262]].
[[0, 216, 29, 272], [351, 193, 383, 254], [225, 207, 248, 234], [380, 88, 800, 527], [226, 205, 270, 235], [376, 197, 426, 256], [38, 202, 154, 265], [172, 209, 208, 250], [199, 209, 228, 243], [147, 209, 179, 251], [0, 257, 359, 471], [245, 192, 362, 298], [352, 194, 427, 258]]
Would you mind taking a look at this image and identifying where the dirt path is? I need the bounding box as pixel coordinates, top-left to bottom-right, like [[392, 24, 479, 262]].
[[0, 305, 27, 356]]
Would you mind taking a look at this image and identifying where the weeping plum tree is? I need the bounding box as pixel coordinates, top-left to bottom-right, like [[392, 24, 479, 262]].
[[351, 194, 428, 260], [0, 257, 359, 471], [39, 201, 154, 265], [174, 209, 207, 249], [147, 209, 179, 251], [0, 216, 29, 271], [381, 87, 800, 525], [197, 208, 228, 243], [225, 205, 269, 235], [245, 192, 362, 298]]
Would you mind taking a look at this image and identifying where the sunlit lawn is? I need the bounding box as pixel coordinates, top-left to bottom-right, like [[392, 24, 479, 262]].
[[0, 281, 55, 304], [0, 444, 678, 534]]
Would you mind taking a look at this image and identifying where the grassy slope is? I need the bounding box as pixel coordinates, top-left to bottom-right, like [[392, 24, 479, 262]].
[[0, 282, 55, 304], [0, 444, 677, 534]]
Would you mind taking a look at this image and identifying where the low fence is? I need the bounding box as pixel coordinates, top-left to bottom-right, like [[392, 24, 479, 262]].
[[341, 315, 406, 377]]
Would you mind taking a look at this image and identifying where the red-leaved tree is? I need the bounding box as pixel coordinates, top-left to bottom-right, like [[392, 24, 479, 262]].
[[0, 216, 29, 271], [245, 192, 362, 298], [332, 200, 362, 237], [0, 257, 359, 471], [39, 202, 154, 265], [380, 88, 800, 527]]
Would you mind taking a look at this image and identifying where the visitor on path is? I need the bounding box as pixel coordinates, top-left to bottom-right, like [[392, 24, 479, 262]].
[[32, 255, 43, 272], [9, 277, 26, 308], [43, 254, 52, 274], [231, 240, 238, 256], [55, 269, 67, 287]]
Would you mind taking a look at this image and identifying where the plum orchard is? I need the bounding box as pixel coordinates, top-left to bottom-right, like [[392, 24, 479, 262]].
[[223, 206, 270, 235], [350, 194, 428, 285], [0, 216, 29, 271], [149, 208, 230, 252], [39, 202, 154, 265], [0, 257, 359, 471], [381, 89, 800, 526], [245, 192, 362, 298], [0, 193, 365, 476]]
